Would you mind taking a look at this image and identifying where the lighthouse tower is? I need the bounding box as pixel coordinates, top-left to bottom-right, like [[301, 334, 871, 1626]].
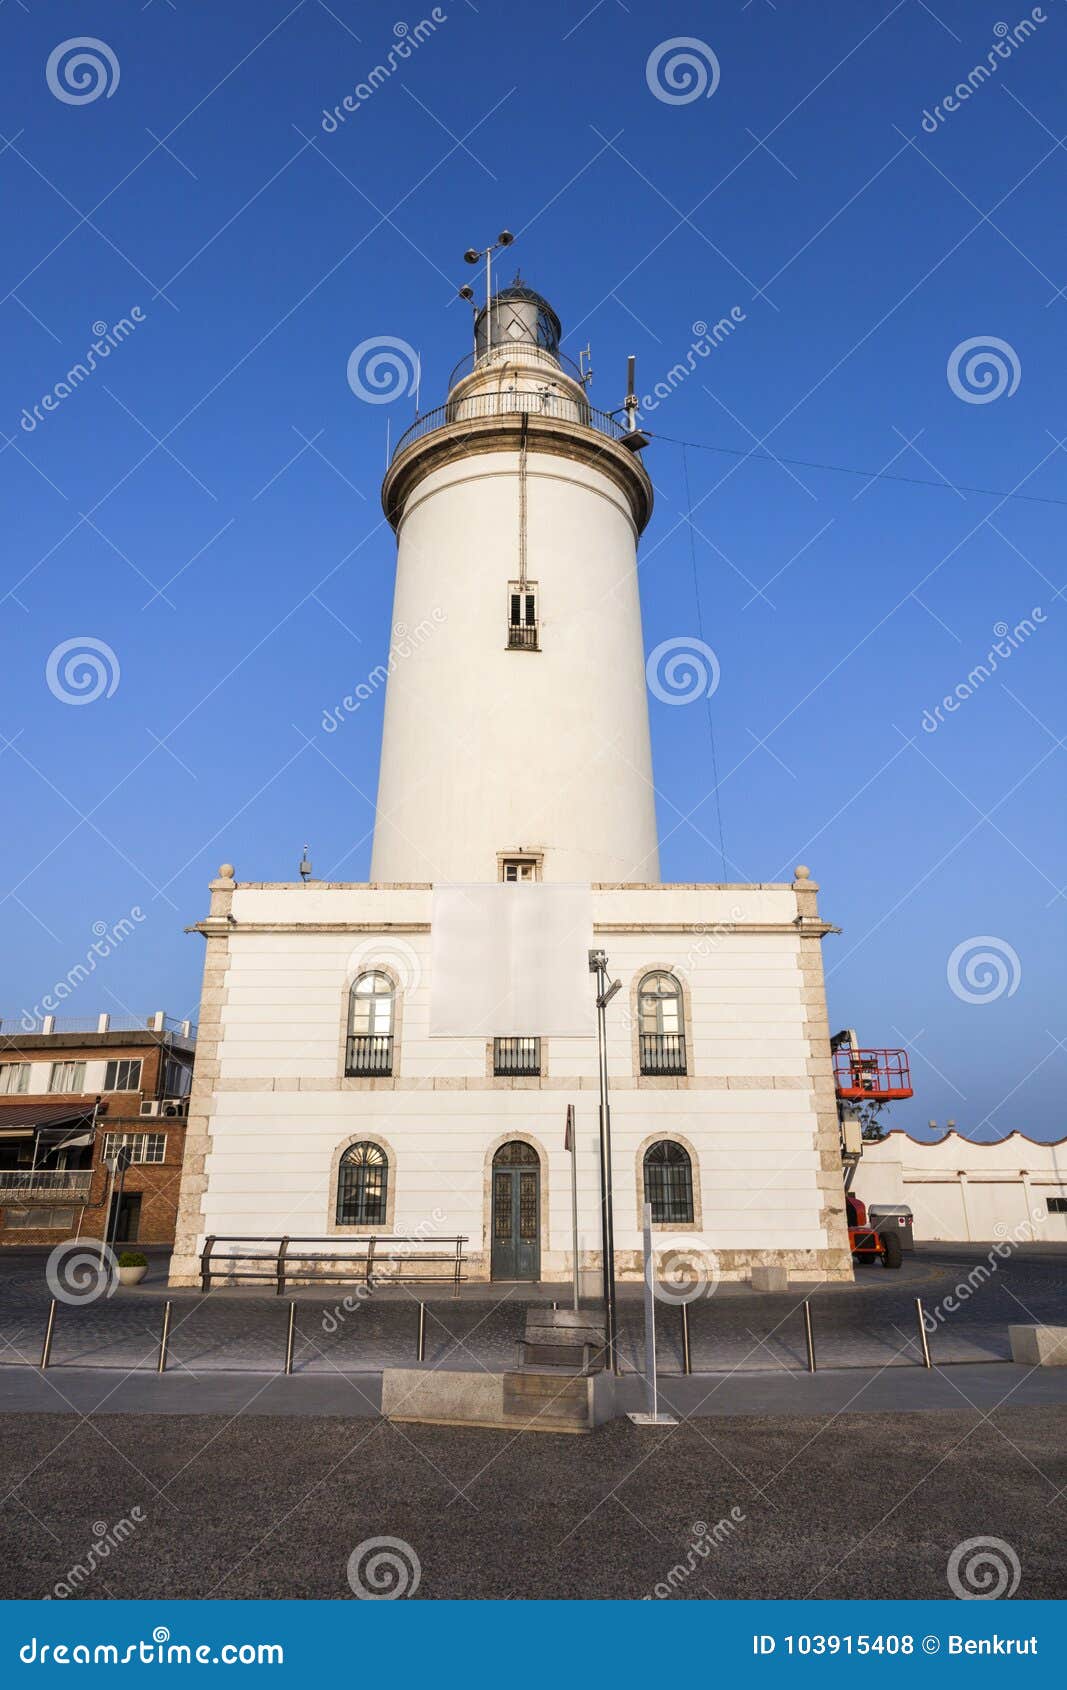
[[371, 279, 660, 886], [168, 263, 853, 1296]]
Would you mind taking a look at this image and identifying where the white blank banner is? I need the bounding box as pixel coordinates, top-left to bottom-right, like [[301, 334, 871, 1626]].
[[430, 883, 594, 1037]]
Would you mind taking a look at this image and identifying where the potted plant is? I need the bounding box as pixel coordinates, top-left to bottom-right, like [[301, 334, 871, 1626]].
[[116, 1250, 148, 1287]]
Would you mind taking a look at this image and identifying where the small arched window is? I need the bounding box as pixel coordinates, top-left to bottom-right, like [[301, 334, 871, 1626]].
[[347, 972, 395, 1076], [336, 1141, 389, 1226], [643, 1140, 694, 1225], [637, 972, 686, 1074]]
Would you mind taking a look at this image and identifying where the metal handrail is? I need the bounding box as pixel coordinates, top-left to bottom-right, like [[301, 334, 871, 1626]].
[[391, 392, 626, 463], [200, 1233, 468, 1296], [447, 343, 585, 390], [0, 1170, 93, 1195], [639, 1032, 687, 1076], [345, 1033, 393, 1076]]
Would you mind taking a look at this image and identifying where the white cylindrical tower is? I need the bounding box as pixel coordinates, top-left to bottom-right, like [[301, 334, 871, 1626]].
[[371, 279, 659, 885]]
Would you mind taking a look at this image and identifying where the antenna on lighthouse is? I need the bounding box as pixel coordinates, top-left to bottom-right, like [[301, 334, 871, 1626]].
[[620, 354, 649, 452], [579, 343, 593, 387]]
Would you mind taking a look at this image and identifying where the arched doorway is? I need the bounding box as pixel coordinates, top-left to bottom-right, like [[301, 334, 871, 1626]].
[[491, 1140, 541, 1280]]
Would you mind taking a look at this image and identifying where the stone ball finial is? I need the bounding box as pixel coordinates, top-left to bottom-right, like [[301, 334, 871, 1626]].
[[218, 863, 235, 881], [794, 864, 810, 881]]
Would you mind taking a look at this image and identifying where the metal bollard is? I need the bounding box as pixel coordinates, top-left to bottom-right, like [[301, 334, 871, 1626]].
[[284, 1302, 296, 1376], [915, 1297, 932, 1368], [679, 1301, 692, 1376], [156, 1302, 172, 1374], [417, 1301, 426, 1363], [39, 1299, 57, 1371], [803, 1299, 816, 1373]]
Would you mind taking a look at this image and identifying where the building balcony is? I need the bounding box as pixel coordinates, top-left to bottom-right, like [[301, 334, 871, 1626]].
[[493, 1037, 541, 1077], [0, 1170, 93, 1200], [639, 1033, 687, 1076], [345, 1035, 394, 1078], [506, 622, 539, 651]]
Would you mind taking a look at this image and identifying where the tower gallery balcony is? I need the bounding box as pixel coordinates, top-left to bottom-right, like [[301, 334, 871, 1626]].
[[390, 388, 627, 464]]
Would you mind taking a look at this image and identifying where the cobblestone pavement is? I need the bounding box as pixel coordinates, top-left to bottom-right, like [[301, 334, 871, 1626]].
[[0, 1244, 1064, 1378], [1, 1405, 1064, 1599]]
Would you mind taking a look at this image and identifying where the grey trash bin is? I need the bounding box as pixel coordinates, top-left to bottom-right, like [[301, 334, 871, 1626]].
[[869, 1204, 914, 1252]]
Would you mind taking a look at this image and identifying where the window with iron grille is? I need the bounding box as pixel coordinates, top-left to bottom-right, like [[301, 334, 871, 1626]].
[[493, 1037, 541, 1076], [507, 581, 538, 650], [103, 1058, 143, 1092], [336, 1141, 389, 1226], [0, 1062, 30, 1095], [346, 972, 395, 1076], [637, 971, 687, 1075], [643, 1140, 694, 1224], [102, 1132, 167, 1165], [49, 1061, 86, 1093], [1048, 1196, 1067, 1214]]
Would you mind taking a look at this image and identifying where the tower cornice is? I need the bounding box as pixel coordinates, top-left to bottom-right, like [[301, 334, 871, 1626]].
[[381, 409, 654, 534]]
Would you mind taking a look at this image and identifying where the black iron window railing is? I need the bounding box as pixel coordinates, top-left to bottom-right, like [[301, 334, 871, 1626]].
[[346, 1034, 394, 1077], [639, 1032, 687, 1076], [493, 1036, 541, 1077], [507, 622, 538, 650]]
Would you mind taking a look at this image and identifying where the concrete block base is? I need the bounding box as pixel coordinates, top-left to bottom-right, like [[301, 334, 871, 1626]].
[[751, 1265, 790, 1292], [1009, 1325, 1067, 1366], [381, 1367, 608, 1433]]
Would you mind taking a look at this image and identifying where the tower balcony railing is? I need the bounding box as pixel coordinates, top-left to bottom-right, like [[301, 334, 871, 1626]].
[[507, 622, 538, 651], [345, 1035, 394, 1078], [639, 1033, 687, 1077], [493, 1037, 541, 1077], [447, 343, 586, 390], [391, 391, 627, 464]]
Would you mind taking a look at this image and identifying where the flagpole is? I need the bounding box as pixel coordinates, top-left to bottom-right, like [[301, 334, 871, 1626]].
[[566, 1103, 579, 1311]]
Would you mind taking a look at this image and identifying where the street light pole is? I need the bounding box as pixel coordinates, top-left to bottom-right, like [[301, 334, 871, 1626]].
[[589, 948, 621, 1374]]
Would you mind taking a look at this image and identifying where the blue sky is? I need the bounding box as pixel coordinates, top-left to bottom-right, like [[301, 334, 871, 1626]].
[[1, 1, 1064, 1140]]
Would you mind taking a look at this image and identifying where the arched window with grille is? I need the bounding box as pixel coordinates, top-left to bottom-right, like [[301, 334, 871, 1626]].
[[637, 971, 687, 1075], [346, 971, 395, 1076], [335, 1141, 389, 1226], [643, 1140, 694, 1224]]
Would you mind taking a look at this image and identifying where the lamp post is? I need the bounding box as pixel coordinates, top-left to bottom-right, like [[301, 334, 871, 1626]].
[[461, 229, 515, 352], [589, 948, 622, 1374]]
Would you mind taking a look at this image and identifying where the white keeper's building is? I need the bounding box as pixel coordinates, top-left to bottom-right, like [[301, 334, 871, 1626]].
[[169, 279, 852, 1288]]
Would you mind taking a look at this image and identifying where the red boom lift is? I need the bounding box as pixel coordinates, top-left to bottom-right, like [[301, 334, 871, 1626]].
[[832, 1031, 914, 1270]]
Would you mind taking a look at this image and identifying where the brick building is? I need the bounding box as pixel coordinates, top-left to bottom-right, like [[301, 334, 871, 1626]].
[[0, 1013, 195, 1248]]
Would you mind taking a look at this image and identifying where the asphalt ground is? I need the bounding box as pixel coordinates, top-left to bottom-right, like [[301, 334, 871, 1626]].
[[1, 1404, 1064, 1600]]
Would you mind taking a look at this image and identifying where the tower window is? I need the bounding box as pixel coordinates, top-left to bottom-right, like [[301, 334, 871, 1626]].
[[507, 581, 538, 650], [499, 855, 541, 883]]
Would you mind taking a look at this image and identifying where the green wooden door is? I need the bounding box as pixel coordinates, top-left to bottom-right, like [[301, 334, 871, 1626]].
[[491, 1144, 540, 1280]]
